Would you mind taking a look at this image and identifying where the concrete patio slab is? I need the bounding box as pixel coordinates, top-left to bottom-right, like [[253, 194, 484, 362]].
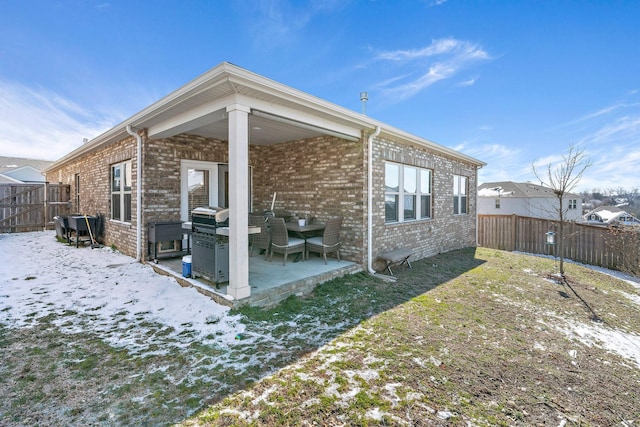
[[151, 252, 362, 309]]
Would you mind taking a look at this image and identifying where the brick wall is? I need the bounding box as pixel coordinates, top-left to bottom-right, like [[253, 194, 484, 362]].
[[46, 129, 479, 266], [370, 135, 479, 265], [45, 133, 141, 257], [251, 135, 366, 262]]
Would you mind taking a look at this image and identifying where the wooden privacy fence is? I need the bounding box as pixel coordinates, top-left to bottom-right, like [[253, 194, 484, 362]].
[[478, 214, 640, 274], [0, 183, 71, 233]]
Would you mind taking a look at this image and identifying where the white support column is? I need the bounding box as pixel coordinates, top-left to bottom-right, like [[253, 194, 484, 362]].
[[226, 104, 251, 300]]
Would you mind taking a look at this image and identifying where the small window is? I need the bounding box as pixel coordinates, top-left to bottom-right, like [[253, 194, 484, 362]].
[[385, 162, 433, 223], [111, 161, 132, 222], [74, 173, 81, 212], [495, 198, 501, 209], [453, 175, 468, 215], [568, 199, 577, 209]]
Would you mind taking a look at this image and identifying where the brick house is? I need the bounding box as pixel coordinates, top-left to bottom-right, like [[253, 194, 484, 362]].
[[44, 62, 485, 301]]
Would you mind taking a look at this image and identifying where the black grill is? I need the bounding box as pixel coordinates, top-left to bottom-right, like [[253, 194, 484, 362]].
[[191, 207, 229, 234], [190, 207, 230, 284]]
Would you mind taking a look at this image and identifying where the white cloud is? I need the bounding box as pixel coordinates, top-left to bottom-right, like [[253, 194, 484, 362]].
[[579, 115, 640, 146], [372, 38, 491, 101], [238, 0, 345, 48], [558, 97, 640, 190], [457, 76, 478, 87], [0, 79, 115, 160]]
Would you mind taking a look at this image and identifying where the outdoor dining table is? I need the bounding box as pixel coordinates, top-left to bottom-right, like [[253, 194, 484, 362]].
[[285, 222, 325, 262], [285, 222, 325, 239]]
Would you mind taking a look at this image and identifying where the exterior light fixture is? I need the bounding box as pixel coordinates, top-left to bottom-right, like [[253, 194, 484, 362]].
[[545, 231, 556, 245]]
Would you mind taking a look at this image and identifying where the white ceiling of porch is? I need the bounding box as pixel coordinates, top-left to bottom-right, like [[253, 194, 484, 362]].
[[186, 114, 323, 146]]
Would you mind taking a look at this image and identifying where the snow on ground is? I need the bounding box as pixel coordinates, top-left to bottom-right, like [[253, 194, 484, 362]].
[[2, 232, 639, 371], [514, 251, 640, 369], [0, 231, 244, 356]]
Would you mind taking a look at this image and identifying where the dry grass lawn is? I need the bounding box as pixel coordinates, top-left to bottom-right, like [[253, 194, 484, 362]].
[[2, 246, 639, 426], [180, 248, 640, 426]]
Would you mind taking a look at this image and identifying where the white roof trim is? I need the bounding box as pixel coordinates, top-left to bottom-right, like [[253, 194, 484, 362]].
[[45, 62, 485, 172]]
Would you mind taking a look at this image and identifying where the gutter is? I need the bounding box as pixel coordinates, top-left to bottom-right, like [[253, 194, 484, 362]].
[[126, 125, 143, 262]]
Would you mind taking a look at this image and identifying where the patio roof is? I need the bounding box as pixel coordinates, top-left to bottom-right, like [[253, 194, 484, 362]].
[[44, 62, 485, 173]]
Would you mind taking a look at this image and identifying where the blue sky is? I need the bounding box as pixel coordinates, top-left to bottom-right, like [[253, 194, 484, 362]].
[[1, 0, 639, 192]]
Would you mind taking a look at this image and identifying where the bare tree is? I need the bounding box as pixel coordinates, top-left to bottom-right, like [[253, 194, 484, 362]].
[[532, 144, 592, 275]]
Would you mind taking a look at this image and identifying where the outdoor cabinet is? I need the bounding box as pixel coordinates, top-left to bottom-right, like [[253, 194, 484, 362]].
[[191, 232, 229, 284], [148, 221, 185, 262]]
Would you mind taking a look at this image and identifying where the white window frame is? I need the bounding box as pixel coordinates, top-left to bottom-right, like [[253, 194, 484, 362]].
[[495, 198, 501, 209], [111, 160, 132, 223], [453, 175, 468, 215], [568, 199, 578, 209], [180, 160, 253, 222], [385, 162, 433, 223]]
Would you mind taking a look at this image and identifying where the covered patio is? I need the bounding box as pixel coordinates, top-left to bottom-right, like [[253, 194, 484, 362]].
[[45, 63, 484, 309], [151, 252, 361, 308], [138, 63, 370, 305]]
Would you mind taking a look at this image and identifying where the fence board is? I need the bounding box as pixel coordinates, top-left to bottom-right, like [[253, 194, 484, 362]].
[[478, 214, 638, 274], [0, 183, 70, 233]]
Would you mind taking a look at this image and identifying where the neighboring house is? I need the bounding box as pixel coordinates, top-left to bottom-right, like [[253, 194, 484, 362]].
[[44, 62, 485, 301], [478, 181, 583, 222], [0, 157, 53, 183], [583, 206, 640, 227]]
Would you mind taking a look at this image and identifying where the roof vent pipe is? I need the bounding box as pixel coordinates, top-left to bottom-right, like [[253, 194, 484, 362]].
[[360, 92, 368, 115], [126, 125, 143, 262]]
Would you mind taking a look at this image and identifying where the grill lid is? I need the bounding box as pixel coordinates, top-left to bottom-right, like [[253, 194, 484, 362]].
[[192, 207, 229, 223]]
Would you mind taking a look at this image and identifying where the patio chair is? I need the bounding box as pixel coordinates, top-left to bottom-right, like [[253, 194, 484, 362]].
[[249, 214, 270, 259], [53, 216, 68, 242], [267, 217, 305, 265], [306, 216, 343, 264]]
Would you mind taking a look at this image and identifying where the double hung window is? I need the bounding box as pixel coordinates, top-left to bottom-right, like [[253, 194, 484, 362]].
[[385, 162, 432, 223], [111, 161, 132, 222]]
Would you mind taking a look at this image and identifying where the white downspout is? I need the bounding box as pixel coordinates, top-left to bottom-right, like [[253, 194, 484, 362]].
[[126, 125, 143, 262], [367, 126, 382, 275], [475, 164, 483, 247]]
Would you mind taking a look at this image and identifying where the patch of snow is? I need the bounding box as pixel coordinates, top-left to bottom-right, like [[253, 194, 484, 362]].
[[552, 319, 640, 369], [383, 382, 402, 406], [533, 342, 546, 351], [405, 391, 423, 401], [437, 410, 454, 420], [251, 385, 278, 406], [618, 291, 640, 307], [412, 357, 427, 368], [366, 407, 384, 420], [0, 231, 244, 357]]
